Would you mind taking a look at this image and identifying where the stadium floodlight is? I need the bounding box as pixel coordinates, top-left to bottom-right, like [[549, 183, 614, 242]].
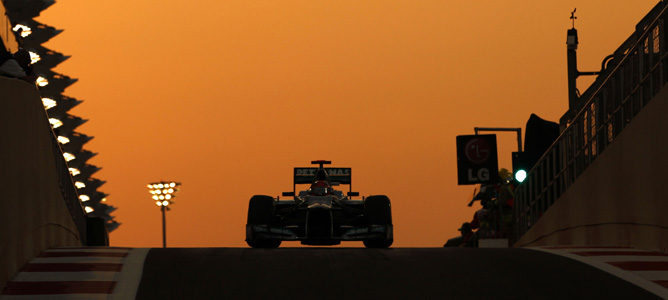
[[42, 98, 56, 110], [49, 118, 62, 128], [36, 76, 48, 87], [63, 152, 75, 162], [147, 181, 181, 248], [12, 24, 32, 37], [29, 51, 40, 64], [69, 167, 80, 176], [57, 136, 70, 144], [79, 194, 90, 202]]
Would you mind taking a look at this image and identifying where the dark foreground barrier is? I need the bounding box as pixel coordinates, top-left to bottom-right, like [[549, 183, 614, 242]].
[[0, 77, 87, 290]]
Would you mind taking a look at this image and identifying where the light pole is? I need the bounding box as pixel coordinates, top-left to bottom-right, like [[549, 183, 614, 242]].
[[146, 181, 181, 248], [473, 127, 522, 152]]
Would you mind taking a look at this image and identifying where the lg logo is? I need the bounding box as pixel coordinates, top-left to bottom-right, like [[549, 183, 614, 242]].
[[464, 137, 491, 164], [468, 168, 490, 182]]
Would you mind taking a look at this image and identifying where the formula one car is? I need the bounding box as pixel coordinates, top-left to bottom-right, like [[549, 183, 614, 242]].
[[245, 160, 393, 248]]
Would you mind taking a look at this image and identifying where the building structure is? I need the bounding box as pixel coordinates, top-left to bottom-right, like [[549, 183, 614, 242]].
[[2, 0, 118, 231], [513, 2, 668, 251]]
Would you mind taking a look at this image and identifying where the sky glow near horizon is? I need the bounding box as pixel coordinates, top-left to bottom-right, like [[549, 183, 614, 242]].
[[37, 0, 658, 247]]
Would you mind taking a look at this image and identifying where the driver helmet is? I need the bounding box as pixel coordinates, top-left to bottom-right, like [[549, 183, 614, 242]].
[[309, 180, 330, 196]]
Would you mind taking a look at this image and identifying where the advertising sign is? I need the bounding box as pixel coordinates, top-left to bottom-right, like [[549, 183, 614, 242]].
[[456, 134, 499, 185]]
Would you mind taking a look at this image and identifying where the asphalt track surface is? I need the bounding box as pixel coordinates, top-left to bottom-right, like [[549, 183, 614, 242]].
[[135, 248, 659, 300]]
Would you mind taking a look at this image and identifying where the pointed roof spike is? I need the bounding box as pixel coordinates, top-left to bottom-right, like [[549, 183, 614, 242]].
[[60, 132, 94, 154], [79, 191, 109, 204], [35, 72, 78, 95], [90, 191, 110, 201], [56, 115, 88, 134], [66, 150, 97, 168], [77, 178, 106, 191], [4, 0, 56, 22], [106, 221, 120, 232], [20, 22, 63, 46], [31, 49, 71, 70], [78, 164, 101, 178], [47, 95, 82, 114]]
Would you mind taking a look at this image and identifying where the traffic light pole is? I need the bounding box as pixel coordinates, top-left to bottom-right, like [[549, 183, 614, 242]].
[[474, 127, 522, 152]]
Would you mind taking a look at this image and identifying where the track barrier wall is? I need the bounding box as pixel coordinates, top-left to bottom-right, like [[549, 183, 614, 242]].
[[0, 77, 85, 291]]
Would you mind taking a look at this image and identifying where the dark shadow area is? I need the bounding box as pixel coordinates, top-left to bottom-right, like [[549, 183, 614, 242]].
[[136, 248, 659, 300]]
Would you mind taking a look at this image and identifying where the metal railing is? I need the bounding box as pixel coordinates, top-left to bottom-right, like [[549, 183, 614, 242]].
[[50, 127, 87, 243], [513, 2, 668, 243]]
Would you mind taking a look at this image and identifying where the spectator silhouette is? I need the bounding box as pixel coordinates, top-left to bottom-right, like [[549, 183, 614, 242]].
[[0, 40, 27, 78], [443, 222, 477, 247]]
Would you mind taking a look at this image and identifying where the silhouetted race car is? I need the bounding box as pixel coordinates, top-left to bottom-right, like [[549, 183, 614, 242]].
[[246, 160, 393, 248]]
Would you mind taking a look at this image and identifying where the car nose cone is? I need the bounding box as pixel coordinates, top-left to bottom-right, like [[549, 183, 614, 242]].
[[308, 202, 332, 210], [307, 196, 333, 210]]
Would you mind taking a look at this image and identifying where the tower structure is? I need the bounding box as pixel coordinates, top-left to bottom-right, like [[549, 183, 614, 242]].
[[4, 0, 119, 232]]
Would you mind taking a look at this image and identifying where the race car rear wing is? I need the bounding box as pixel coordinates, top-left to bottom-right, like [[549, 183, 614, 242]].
[[283, 167, 353, 195], [294, 167, 351, 184]]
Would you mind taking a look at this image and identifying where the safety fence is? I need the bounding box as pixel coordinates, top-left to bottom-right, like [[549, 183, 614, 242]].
[[50, 127, 87, 243], [513, 2, 668, 243]]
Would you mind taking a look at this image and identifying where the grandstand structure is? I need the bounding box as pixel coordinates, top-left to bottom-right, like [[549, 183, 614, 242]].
[[2, 0, 118, 232]]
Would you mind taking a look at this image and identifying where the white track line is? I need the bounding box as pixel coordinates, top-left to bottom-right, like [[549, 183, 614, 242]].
[[11, 271, 119, 282], [541, 247, 636, 252], [0, 294, 111, 300], [31, 257, 125, 264], [634, 271, 668, 281], [109, 248, 150, 300], [585, 256, 668, 262], [45, 248, 130, 253], [528, 247, 668, 299]]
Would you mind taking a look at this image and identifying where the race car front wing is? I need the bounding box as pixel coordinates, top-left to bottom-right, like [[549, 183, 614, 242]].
[[246, 224, 393, 242]]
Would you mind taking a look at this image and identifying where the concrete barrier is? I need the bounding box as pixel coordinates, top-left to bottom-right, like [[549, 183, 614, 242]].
[[0, 77, 84, 291], [515, 85, 668, 252]]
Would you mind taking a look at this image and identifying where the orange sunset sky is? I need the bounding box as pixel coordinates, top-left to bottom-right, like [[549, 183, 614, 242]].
[[37, 1, 657, 247]]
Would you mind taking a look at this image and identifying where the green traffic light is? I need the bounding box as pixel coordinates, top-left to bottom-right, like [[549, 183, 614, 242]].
[[515, 169, 527, 183]]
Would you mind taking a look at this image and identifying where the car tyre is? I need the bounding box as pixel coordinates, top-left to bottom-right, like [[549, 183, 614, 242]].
[[246, 195, 281, 248], [363, 239, 393, 248], [363, 195, 393, 248], [247, 239, 281, 248]]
